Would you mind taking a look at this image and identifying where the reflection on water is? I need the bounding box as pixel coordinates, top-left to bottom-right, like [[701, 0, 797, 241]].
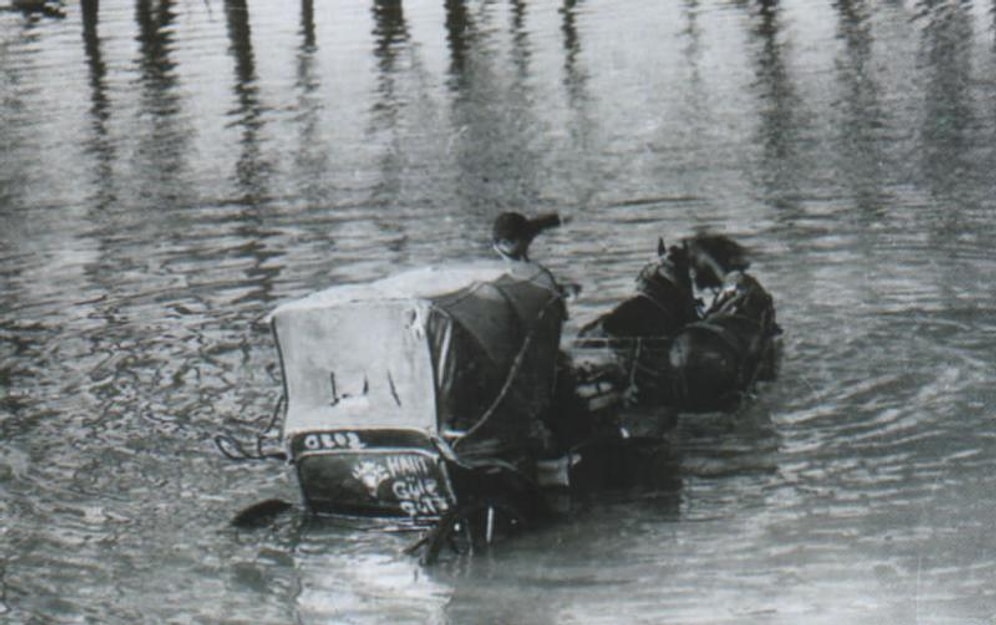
[[225, 0, 272, 204], [833, 0, 887, 214], [749, 0, 802, 211], [81, 0, 113, 211], [917, 0, 978, 202], [444, 0, 471, 82], [2, 1, 996, 623], [134, 0, 190, 210]]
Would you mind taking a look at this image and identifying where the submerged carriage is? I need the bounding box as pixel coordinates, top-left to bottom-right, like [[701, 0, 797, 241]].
[[244, 236, 777, 542], [268, 260, 636, 524]]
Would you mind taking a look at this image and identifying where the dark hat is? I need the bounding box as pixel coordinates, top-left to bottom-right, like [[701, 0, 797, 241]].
[[491, 212, 562, 261]]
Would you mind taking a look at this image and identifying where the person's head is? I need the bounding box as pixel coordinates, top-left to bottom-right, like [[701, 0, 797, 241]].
[[492, 212, 532, 260], [491, 212, 563, 261]]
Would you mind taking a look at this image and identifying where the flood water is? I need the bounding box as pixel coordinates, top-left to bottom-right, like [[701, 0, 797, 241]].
[[2, 0, 996, 623]]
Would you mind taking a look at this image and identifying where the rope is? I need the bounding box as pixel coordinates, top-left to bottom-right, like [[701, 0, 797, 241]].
[[213, 394, 287, 462], [453, 293, 563, 448]]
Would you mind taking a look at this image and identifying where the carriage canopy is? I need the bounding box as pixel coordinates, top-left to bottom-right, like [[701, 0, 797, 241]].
[[270, 260, 565, 459]]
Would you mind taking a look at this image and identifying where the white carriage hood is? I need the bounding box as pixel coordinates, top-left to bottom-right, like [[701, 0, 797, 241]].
[[269, 261, 560, 440]]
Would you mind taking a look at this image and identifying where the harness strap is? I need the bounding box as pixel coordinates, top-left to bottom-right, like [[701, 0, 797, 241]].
[[688, 317, 757, 357], [453, 293, 563, 449]]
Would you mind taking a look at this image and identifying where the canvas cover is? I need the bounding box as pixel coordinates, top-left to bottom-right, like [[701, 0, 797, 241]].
[[270, 260, 565, 458], [273, 296, 438, 436]]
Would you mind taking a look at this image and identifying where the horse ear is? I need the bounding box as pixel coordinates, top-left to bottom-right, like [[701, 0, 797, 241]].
[[657, 237, 666, 257]]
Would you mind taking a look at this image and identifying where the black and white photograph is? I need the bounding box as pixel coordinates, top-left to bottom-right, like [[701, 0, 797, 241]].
[[2, 0, 995, 623]]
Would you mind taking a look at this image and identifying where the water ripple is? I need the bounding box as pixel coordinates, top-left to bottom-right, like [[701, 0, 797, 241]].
[[2, 1, 996, 623]]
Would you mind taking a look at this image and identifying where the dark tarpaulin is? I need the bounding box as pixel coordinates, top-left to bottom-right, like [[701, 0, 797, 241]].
[[426, 272, 564, 459]]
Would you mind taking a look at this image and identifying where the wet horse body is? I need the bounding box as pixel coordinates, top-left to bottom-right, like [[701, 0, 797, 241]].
[[668, 271, 781, 411], [574, 241, 699, 405], [578, 240, 698, 342]]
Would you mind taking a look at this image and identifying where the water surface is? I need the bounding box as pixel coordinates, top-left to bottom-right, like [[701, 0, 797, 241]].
[[2, 0, 996, 623]]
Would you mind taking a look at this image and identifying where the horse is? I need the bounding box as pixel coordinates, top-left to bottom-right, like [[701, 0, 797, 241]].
[[572, 233, 780, 411], [571, 239, 699, 405], [667, 270, 781, 411], [577, 238, 699, 341]]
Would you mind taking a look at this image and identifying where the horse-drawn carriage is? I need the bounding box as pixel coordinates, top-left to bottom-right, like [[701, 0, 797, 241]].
[[228, 232, 779, 560], [265, 260, 672, 544]]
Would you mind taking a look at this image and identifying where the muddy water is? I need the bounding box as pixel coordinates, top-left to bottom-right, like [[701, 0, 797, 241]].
[[2, 0, 995, 623]]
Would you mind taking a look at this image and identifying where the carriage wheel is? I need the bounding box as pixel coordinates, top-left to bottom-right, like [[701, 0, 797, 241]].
[[416, 499, 529, 565]]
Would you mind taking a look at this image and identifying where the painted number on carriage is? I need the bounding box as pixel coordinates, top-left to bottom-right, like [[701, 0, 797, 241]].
[[303, 431, 364, 451]]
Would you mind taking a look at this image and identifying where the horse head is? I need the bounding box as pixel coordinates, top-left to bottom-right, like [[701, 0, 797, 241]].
[[682, 233, 751, 291], [635, 238, 693, 296], [577, 238, 698, 341]]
